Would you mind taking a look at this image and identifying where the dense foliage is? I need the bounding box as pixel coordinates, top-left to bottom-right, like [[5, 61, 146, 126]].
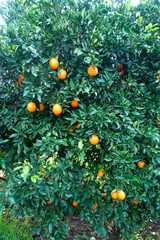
[[0, 0, 160, 239]]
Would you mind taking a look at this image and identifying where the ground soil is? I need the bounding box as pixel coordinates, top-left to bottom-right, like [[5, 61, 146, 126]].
[[32, 214, 160, 240], [64, 214, 160, 240]]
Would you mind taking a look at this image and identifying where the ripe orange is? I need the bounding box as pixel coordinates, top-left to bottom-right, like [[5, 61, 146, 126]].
[[93, 203, 98, 210], [52, 104, 62, 116], [108, 85, 112, 90], [71, 100, 78, 108], [47, 201, 52, 205], [57, 69, 67, 80], [87, 64, 98, 76], [117, 64, 123, 71], [89, 134, 99, 145], [27, 102, 36, 112], [137, 102, 141, 105], [19, 75, 24, 82], [49, 58, 59, 70], [14, 101, 18, 104], [157, 118, 160, 121], [158, 74, 160, 79], [75, 123, 80, 128], [38, 104, 45, 112], [133, 200, 139, 204], [138, 161, 145, 168], [117, 190, 126, 200], [97, 170, 103, 178], [111, 190, 118, 199], [37, 156, 40, 160], [132, 83, 135, 87], [122, 80, 126, 83], [155, 122, 160, 125], [43, 227, 47, 230], [72, 201, 78, 207], [67, 125, 74, 132], [120, 71, 125, 76]]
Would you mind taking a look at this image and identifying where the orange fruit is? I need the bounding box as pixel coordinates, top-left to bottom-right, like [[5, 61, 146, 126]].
[[37, 156, 40, 160], [133, 200, 139, 204], [120, 71, 125, 76], [132, 83, 135, 87], [97, 170, 103, 178], [87, 64, 98, 76], [155, 122, 160, 125], [157, 118, 160, 121], [122, 80, 126, 83], [52, 104, 62, 116], [158, 74, 160, 79], [14, 101, 18, 104], [75, 123, 80, 129], [93, 203, 98, 210], [111, 190, 118, 199], [27, 102, 36, 112], [57, 69, 67, 80], [138, 161, 145, 168], [137, 102, 141, 105], [89, 134, 99, 145], [19, 75, 24, 82], [38, 104, 45, 112], [16, 82, 20, 88], [73, 42, 76, 45], [117, 64, 123, 71], [117, 190, 126, 200], [67, 125, 74, 132], [49, 58, 59, 70], [108, 85, 112, 90], [71, 100, 78, 108], [43, 227, 47, 230], [47, 201, 52, 205], [72, 201, 78, 207]]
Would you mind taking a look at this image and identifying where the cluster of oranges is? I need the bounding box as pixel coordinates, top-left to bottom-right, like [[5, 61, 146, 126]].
[[111, 190, 126, 200], [16, 74, 23, 88], [72, 201, 98, 211], [23, 58, 158, 220], [117, 63, 125, 76], [27, 101, 45, 112]]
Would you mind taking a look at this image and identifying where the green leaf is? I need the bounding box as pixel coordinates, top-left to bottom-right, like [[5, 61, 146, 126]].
[[0, 205, 4, 215], [23, 166, 29, 175], [31, 175, 37, 183], [49, 223, 53, 233], [23, 89, 30, 97], [78, 140, 84, 149], [84, 57, 91, 64], [74, 48, 83, 56], [31, 66, 38, 77]]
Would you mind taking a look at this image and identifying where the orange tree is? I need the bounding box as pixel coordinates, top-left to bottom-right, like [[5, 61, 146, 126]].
[[0, 0, 160, 239]]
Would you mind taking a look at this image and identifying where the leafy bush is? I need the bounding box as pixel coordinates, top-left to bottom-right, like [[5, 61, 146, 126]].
[[0, 0, 160, 239]]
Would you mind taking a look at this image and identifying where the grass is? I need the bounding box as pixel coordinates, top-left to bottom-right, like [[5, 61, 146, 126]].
[[0, 210, 33, 240]]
